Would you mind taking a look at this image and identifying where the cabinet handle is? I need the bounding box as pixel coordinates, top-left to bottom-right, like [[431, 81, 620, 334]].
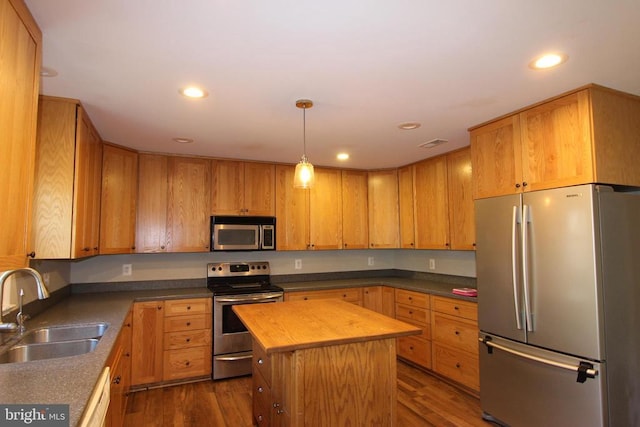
[[27, 251, 36, 258], [186, 322, 191, 326], [257, 387, 263, 393], [277, 409, 284, 415], [456, 363, 461, 368], [409, 346, 414, 351], [522, 182, 528, 187], [126, 323, 131, 328], [186, 306, 191, 310], [160, 245, 166, 249], [114, 376, 121, 385], [454, 306, 459, 311], [258, 358, 264, 365], [82, 247, 90, 252], [93, 247, 99, 251], [131, 246, 136, 250], [455, 331, 460, 335], [185, 361, 190, 366], [257, 415, 263, 422], [186, 338, 191, 343], [515, 183, 521, 189], [125, 352, 131, 357], [445, 242, 450, 247], [157, 306, 162, 310], [273, 403, 280, 408]]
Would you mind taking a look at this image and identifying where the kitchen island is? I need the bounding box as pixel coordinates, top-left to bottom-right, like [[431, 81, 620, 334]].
[[234, 299, 421, 426]]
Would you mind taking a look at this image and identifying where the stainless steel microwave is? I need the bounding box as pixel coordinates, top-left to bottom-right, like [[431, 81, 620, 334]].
[[210, 216, 276, 251]]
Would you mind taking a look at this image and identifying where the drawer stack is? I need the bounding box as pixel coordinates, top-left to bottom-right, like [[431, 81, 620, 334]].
[[252, 340, 272, 426], [395, 289, 431, 369], [163, 298, 212, 381], [431, 295, 479, 391], [285, 287, 363, 305]]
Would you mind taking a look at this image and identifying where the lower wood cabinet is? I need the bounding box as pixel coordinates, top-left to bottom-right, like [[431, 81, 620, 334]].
[[431, 295, 479, 392], [395, 289, 432, 369], [105, 309, 132, 427], [362, 286, 395, 317], [131, 297, 212, 388], [285, 287, 363, 306]]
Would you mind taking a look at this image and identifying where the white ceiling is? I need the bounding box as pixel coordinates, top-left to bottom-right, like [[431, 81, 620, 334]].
[[25, 0, 640, 170]]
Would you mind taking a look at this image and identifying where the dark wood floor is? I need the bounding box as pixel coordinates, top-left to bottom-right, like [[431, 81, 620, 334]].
[[124, 361, 492, 426]]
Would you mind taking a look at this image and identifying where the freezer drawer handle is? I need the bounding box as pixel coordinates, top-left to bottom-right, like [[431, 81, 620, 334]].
[[479, 337, 599, 382]]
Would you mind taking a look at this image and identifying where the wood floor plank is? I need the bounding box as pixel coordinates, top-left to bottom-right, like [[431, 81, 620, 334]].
[[124, 361, 491, 426]]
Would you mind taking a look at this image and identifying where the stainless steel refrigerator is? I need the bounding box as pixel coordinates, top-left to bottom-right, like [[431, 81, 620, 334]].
[[476, 184, 640, 427]]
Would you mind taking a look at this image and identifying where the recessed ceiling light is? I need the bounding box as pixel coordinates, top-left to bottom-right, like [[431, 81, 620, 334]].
[[398, 122, 421, 130], [172, 137, 194, 144], [40, 66, 58, 77], [529, 53, 568, 70], [337, 153, 350, 161], [179, 86, 208, 99]]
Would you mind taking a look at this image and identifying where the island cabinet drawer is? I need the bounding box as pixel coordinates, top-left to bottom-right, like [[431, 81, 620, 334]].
[[163, 346, 212, 381], [164, 329, 211, 350], [431, 295, 477, 321], [432, 342, 479, 391], [398, 335, 432, 369], [164, 314, 211, 332], [432, 313, 478, 356], [396, 304, 430, 326], [253, 340, 272, 385], [252, 367, 271, 426], [285, 287, 363, 305], [395, 289, 430, 308], [164, 298, 211, 316]]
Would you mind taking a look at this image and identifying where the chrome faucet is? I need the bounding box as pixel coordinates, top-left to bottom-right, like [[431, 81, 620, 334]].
[[0, 268, 50, 332]]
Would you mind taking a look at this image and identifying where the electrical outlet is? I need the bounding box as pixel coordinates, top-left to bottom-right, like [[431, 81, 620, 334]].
[[122, 264, 132, 276], [368, 257, 374, 266], [294, 259, 302, 270], [42, 273, 50, 285], [428, 258, 436, 270]]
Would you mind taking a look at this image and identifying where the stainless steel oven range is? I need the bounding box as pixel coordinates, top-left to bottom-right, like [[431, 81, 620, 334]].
[[207, 261, 283, 380]]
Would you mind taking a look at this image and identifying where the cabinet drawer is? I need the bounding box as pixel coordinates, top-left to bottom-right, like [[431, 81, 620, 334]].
[[163, 346, 212, 381], [253, 340, 271, 386], [164, 329, 211, 350], [164, 298, 211, 316], [432, 342, 479, 391], [164, 314, 211, 332], [432, 312, 478, 356], [252, 366, 271, 426], [396, 304, 430, 326], [431, 296, 477, 321], [286, 288, 363, 304], [395, 289, 430, 308], [397, 335, 431, 369]]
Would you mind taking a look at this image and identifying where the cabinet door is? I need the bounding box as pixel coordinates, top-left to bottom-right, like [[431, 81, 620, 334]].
[[470, 115, 522, 199], [0, 0, 41, 269], [519, 90, 594, 191], [341, 170, 368, 249], [136, 154, 168, 252], [398, 165, 415, 249], [100, 145, 138, 254], [131, 301, 164, 386], [244, 162, 276, 216], [309, 168, 342, 250], [72, 107, 102, 258], [367, 170, 399, 248], [414, 156, 449, 249], [362, 286, 395, 317], [447, 148, 475, 250], [211, 159, 244, 215], [166, 156, 211, 252], [275, 165, 309, 250]]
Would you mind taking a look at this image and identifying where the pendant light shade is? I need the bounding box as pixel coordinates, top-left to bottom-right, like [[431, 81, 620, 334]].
[[293, 99, 314, 189]]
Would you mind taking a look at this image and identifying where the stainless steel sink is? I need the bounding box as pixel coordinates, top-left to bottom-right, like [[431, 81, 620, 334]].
[[0, 339, 100, 363], [17, 322, 108, 344]]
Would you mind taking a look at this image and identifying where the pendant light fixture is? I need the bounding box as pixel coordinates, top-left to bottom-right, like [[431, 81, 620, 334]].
[[293, 99, 314, 189]]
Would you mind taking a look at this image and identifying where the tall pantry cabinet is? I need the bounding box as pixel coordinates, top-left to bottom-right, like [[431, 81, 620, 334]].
[[0, 0, 41, 270], [32, 96, 103, 259]]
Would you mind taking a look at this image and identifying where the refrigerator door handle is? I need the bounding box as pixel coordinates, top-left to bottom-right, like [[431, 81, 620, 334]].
[[479, 336, 599, 381], [511, 205, 522, 330], [522, 204, 534, 332]]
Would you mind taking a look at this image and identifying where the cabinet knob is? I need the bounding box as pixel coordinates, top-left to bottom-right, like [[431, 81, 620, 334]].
[[93, 247, 99, 251], [185, 361, 190, 366], [258, 358, 264, 365], [186, 322, 191, 326], [27, 251, 36, 258], [455, 331, 460, 335], [257, 387, 263, 393], [273, 403, 280, 408], [114, 376, 121, 384], [186, 338, 191, 343], [257, 415, 263, 422], [522, 182, 528, 187], [456, 363, 461, 368], [160, 245, 166, 249], [157, 306, 162, 310], [82, 247, 90, 252], [454, 306, 459, 311], [186, 306, 191, 310]]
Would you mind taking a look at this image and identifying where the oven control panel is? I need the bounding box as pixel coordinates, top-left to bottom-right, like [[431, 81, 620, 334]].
[[207, 262, 270, 277]]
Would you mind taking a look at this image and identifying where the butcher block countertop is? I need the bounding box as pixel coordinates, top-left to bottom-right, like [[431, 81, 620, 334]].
[[233, 299, 421, 354]]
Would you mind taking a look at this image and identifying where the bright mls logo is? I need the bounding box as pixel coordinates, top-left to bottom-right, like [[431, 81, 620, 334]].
[[0, 405, 69, 426]]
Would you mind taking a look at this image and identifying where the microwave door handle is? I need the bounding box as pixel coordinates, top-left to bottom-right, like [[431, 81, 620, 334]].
[[512, 205, 523, 331]]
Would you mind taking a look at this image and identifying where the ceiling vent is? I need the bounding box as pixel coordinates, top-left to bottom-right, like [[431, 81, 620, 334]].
[[418, 138, 448, 149]]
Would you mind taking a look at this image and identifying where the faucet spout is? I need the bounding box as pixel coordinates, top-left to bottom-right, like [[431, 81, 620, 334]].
[[0, 268, 50, 332]]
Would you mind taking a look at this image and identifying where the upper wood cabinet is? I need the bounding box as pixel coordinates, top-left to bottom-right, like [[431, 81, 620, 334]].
[[100, 144, 138, 254], [32, 96, 102, 259], [447, 148, 475, 250], [0, 0, 41, 270], [137, 155, 211, 253], [413, 156, 449, 250], [275, 165, 343, 250], [211, 160, 275, 216], [367, 170, 399, 249], [471, 84, 640, 199], [398, 165, 415, 249], [341, 170, 369, 250]]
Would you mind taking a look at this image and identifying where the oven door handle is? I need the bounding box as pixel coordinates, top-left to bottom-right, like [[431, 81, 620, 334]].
[[215, 354, 254, 362], [215, 293, 283, 303]]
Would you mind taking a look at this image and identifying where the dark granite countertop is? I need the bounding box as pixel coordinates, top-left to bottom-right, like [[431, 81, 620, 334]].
[[0, 287, 211, 427]]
